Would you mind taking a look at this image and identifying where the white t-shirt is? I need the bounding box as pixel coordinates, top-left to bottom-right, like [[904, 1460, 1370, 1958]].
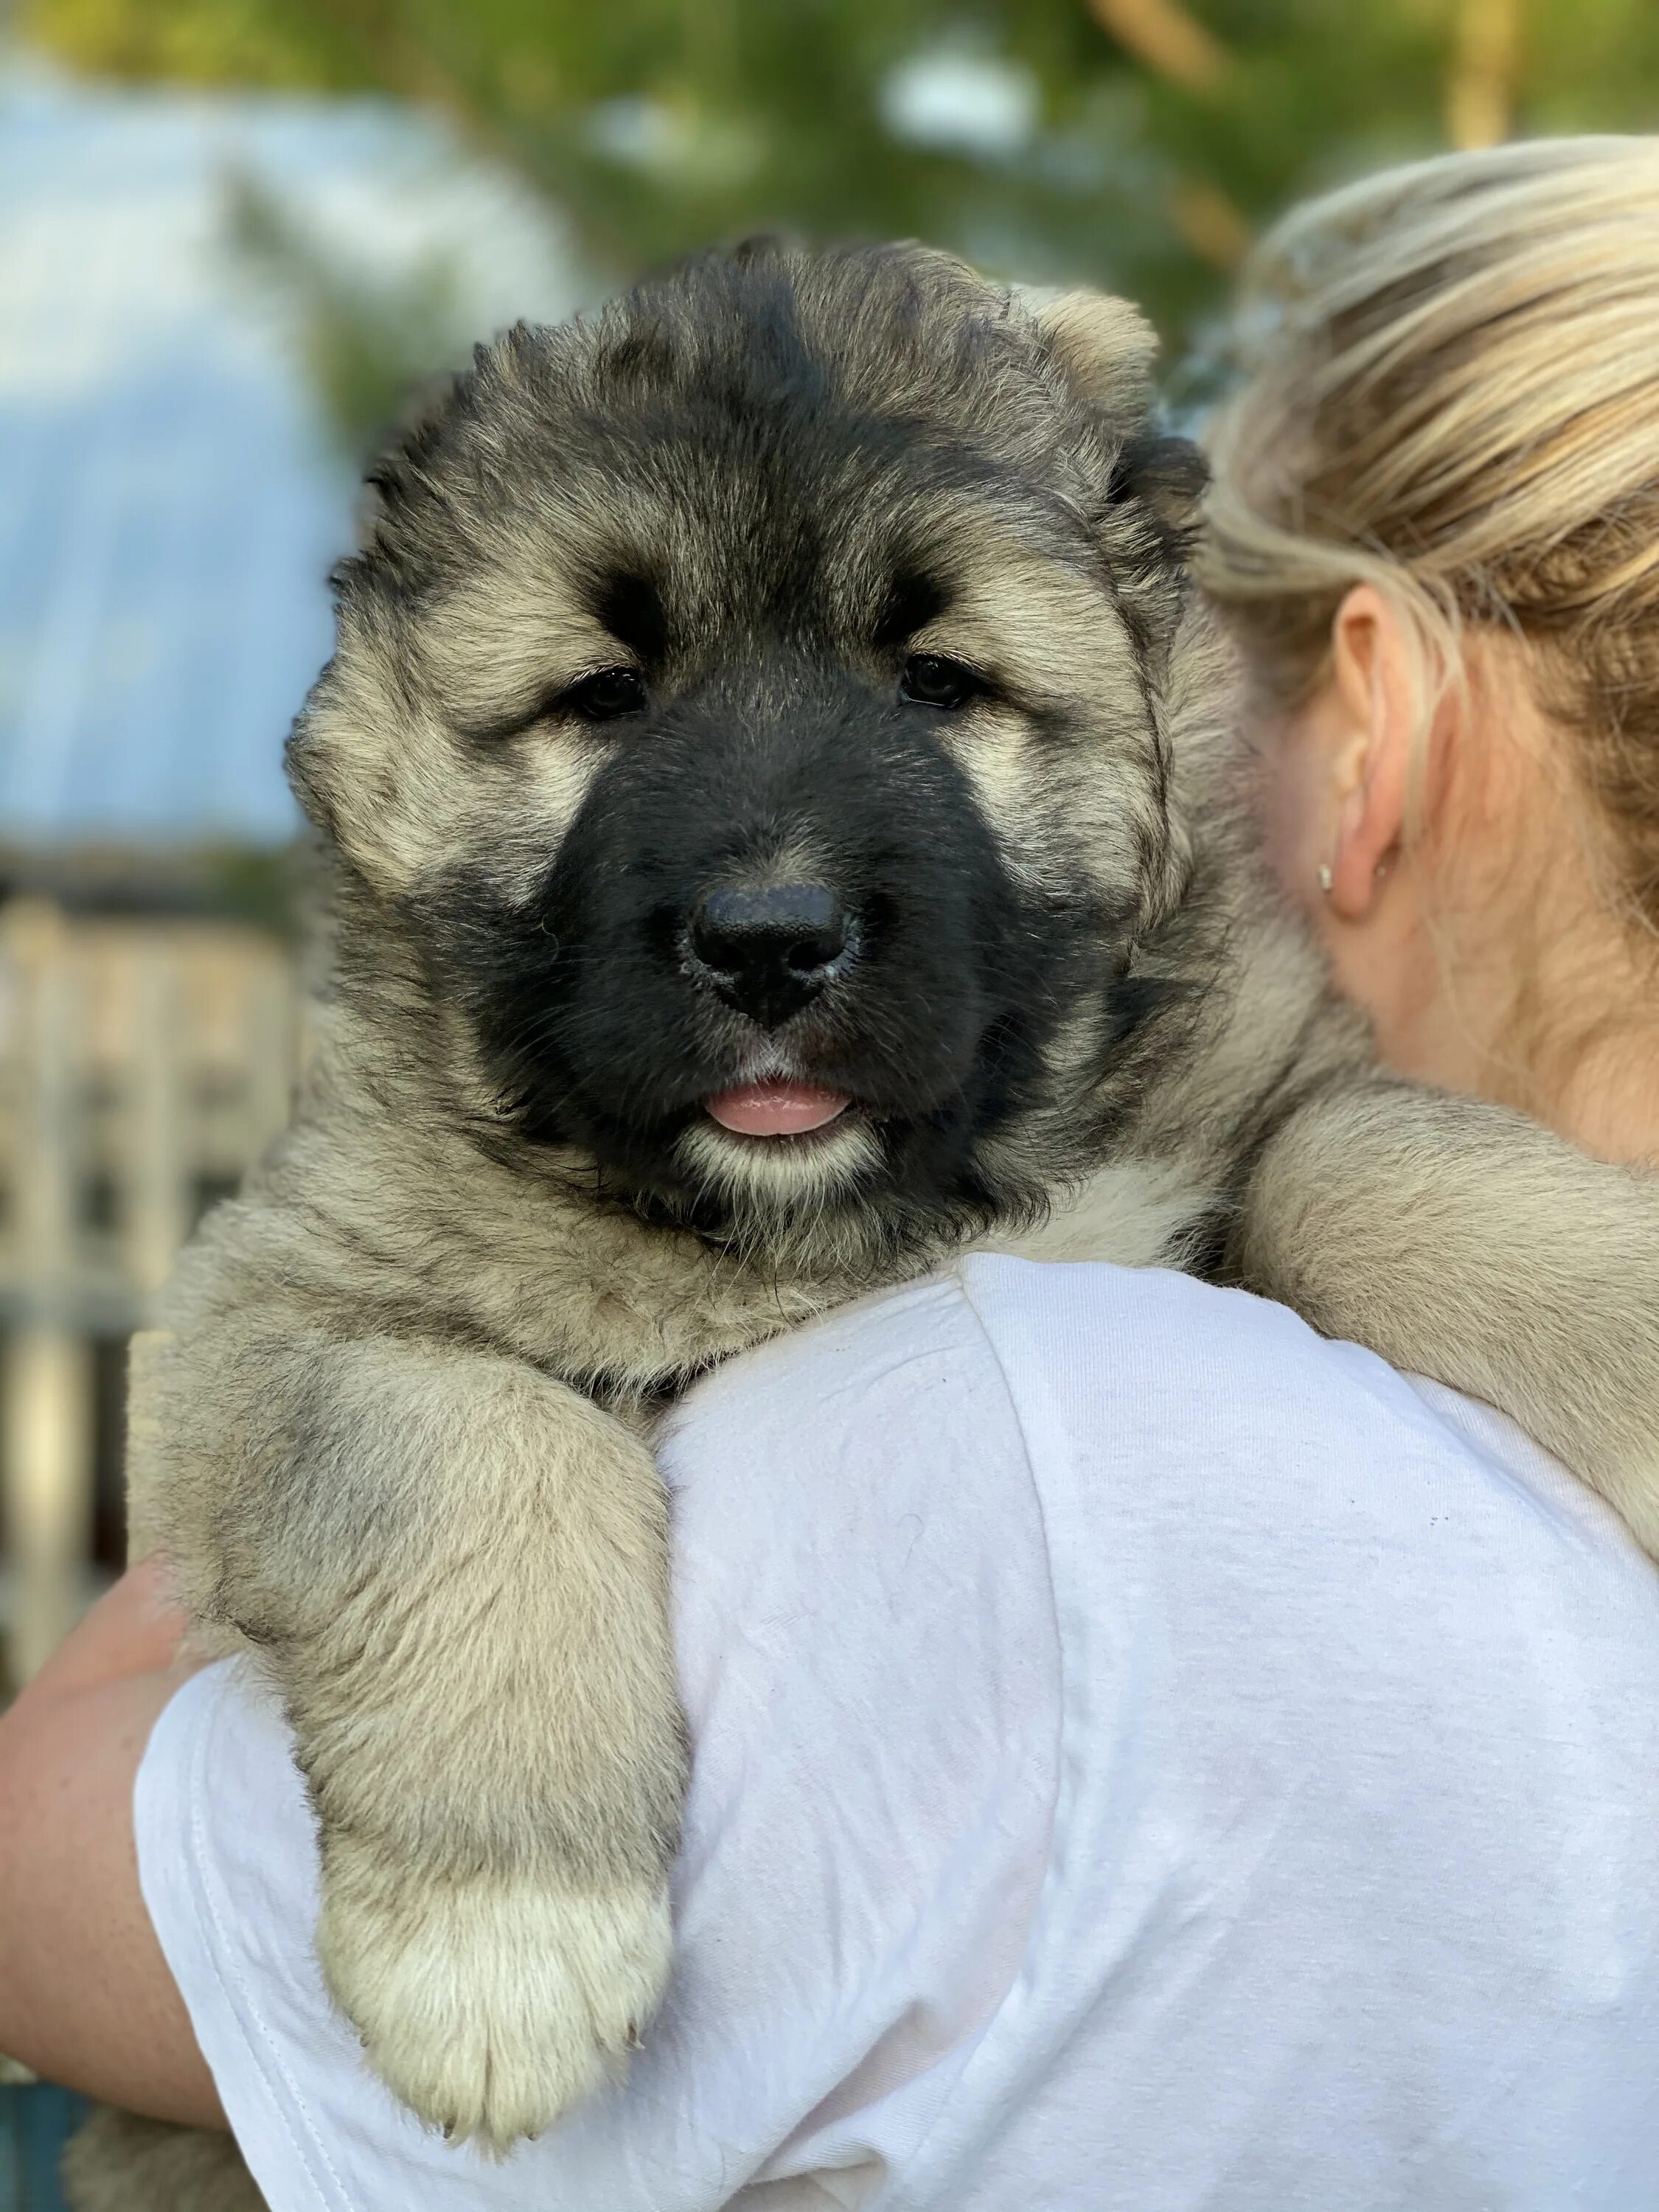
[[136, 1258, 1659, 2211]]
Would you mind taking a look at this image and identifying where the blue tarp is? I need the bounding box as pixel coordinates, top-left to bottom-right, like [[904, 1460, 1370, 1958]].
[[0, 65, 580, 852], [0, 72, 366, 846], [0, 2083, 86, 2212]]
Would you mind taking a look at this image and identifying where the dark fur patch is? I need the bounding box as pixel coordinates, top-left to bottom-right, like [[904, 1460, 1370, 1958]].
[[872, 571, 950, 653], [589, 569, 670, 667], [411, 663, 1123, 1242], [302, 243, 1200, 1256]]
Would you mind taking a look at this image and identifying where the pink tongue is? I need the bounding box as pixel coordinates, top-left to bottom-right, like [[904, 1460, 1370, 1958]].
[[704, 1079, 849, 1136]]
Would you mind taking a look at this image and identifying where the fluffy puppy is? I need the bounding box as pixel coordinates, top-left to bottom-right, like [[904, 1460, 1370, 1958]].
[[67, 243, 1659, 2211]]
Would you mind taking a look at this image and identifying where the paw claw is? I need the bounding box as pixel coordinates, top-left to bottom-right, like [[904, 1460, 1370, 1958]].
[[319, 1861, 673, 2152]]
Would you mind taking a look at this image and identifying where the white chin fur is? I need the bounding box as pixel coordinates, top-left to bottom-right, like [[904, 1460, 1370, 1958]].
[[675, 1110, 885, 1216]]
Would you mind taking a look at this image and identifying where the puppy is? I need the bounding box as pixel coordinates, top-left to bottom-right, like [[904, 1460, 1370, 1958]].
[[66, 242, 1659, 2210]]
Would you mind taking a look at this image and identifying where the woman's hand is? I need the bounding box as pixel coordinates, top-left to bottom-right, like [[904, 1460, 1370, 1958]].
[[0, 1559, 225, 2126]]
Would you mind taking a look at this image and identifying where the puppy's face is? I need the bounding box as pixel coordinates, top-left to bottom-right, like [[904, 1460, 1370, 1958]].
[[293, 248, 1197, 1249]]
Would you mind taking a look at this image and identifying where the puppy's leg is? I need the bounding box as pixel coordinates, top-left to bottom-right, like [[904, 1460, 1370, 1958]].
[[1231, 1075, 1659, 1552], [159, 1330, 682, 2152], [62, 2109, 266, 2212]]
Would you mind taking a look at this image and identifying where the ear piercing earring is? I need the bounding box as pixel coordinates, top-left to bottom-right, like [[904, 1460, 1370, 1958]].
[[1317, 863, 1334, 895]]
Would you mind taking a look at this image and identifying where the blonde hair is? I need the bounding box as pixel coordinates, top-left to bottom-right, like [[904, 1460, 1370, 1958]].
[[1200, 136, 1659, 923]]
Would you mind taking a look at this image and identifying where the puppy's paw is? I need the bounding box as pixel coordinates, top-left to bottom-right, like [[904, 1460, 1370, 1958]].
[[318, 1849, 672, 2152]]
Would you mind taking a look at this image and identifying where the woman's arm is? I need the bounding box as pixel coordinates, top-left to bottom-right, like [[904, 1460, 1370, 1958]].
[[0, 1560, 224, 2127]]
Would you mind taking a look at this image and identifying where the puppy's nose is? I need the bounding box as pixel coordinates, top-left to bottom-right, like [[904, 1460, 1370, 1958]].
[[689, 884, 851, 1029]]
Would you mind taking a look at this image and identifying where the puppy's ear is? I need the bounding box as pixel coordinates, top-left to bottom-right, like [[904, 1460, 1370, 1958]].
[[1020, 287, 1161, 421], [1106, 425, 1209, 538], [1022, 286, 1208, 534]]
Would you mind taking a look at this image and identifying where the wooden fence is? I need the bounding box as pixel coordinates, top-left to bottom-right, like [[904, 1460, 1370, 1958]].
[[0, 896, 299, 1689]]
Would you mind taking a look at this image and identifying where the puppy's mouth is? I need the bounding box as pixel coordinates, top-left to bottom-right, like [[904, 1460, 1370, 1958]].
[[703, 1078, 851, 1139]]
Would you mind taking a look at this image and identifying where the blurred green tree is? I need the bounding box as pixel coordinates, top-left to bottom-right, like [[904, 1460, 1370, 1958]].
[[23, 0, 1659, 355]]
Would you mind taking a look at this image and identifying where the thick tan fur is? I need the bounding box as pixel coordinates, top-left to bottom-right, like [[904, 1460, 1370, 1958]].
[[59, 249, 1659, 2212], [61, 2111, 267, 2212]]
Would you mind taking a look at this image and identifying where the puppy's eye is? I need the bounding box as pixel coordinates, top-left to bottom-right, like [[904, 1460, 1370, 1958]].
[[900, 653, 986, 711], [561, 666, 647, 723]]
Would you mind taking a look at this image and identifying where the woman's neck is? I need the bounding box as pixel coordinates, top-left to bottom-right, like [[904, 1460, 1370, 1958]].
[[1352, 880, 1659, 1169], [1551, 1022, 1659, 1169]]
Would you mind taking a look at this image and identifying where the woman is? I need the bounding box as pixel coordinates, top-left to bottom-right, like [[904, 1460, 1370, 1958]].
[[7, 136, 1659, 2211], [1203, 135, 1659, 1165]]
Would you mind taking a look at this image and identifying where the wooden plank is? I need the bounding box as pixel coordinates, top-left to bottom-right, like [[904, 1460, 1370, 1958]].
[[3, 1325, 94, 1680], [0, 901, 302, 1685], [0, 902, 96, 1683], [125, 945, 192, 1302]]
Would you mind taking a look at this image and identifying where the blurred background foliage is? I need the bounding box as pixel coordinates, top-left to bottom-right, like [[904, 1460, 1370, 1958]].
[[24, 0, 1659, 394], [223, 167, 481, 456]]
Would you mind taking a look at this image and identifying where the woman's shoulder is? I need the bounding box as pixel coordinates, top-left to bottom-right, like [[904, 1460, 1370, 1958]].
[[957, 1253, 1658, 1582], [665, 1253, 1329, 1468], [665, 1251, 1500, 1514], [664, 1249, 1659, 1663]]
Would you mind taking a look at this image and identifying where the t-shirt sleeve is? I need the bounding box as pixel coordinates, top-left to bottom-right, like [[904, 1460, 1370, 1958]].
[[133, 1270, 1062, 2212]]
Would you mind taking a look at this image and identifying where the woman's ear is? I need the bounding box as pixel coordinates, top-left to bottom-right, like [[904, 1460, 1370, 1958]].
[[1323, 585, 1418, 920]]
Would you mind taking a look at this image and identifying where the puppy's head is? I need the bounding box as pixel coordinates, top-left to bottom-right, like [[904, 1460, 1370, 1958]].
[[291, 242, 1203, 1254]]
